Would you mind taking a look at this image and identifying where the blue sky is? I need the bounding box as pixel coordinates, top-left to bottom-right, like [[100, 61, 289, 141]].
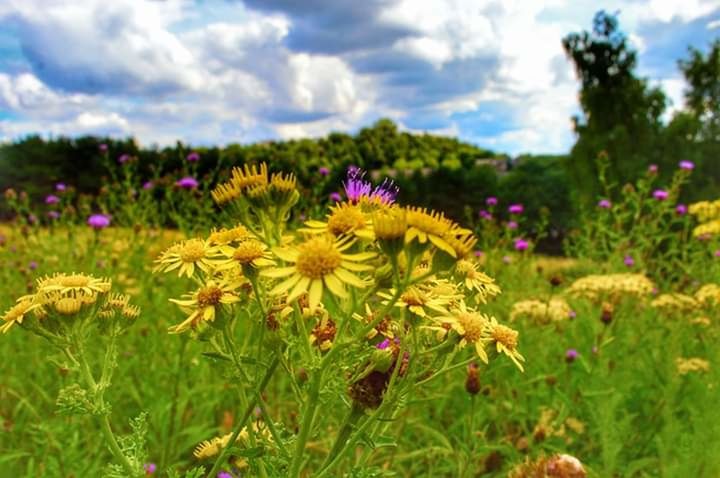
[[0, 1, 717, 155]]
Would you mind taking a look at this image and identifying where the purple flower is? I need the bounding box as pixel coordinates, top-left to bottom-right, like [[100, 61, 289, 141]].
[[47, 211, 60, 220], [118, 154, 131, 164], [143, 181, 154, 190], [679, 160, 694, 170], [27, 214, 37, 225], [623, 255, 635, 267], [176, 176, 199, 189], [565, 349, 579, 363], [87, 214, 111, 229], [186, 152, 200, 162], [508, 204, 524, 215], [29, 260, 38, 270], [55, 183, 66, 192], [318, 166, 330, 176], [144, 463, 157, 475], [217, 472, 232, 478], [376, 338, 391, 350], [99, 143, 108, 152], [648, 164, 658, 174], [715, 249, 720, 258], [371, 178, 399, 204], [485, 196, 498, 206], [507, 221, 518, 230], [474, 250, 484, 257], [514, 238, 529, 251], [568, 310, 577, 319], [675, 204, 687, 215], [343, 168, 372, 202], [478, 210, 492, 220], [653, 189, 668, 201], [329, 192, 342, 202], [45, 194, 60, 205], [598, 199, 611, 209]]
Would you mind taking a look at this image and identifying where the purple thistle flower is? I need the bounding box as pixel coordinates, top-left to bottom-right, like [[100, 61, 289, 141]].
[[376, 338, 391, 350], [143, 181, 154, 190], [507, 221, 518, 230], [27, 214, 37, 225], [45, 194, 60, 205], [47, 211, 60, 220], [478, 210, 492, 220], [329, 192, 342, 202], [118, 154, 131, 164], [675, 204, 687, 215], [186, 152, 200, 162], [598, 199, 611, 209], [343, 168, 372, 202], [87, 214, 110, 229], [623, 255, 635, 267], [678, 160, 694, 170], [474, 250, 484, 257], [514, 238, 529, 251], [508, 204, 524, 215], [485, 196, 498, 206], [99, 143, 108, 152], [653, 189, 668, 201], [144, 463, 157, 475], [714, 249, 720, 258], [318, 166, 330, 176], [370, 178, 399, 204], [568, 310, 577, 319], [55, 183, 66, 192], [565, 349, 579, 363], [29, 260, 38, 270], [648, 164, 658, 174], [176, 177, 199, 189], [217, 472, 233, 478]]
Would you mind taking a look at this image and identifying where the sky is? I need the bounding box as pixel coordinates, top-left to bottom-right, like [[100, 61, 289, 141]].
[[0, 0, 718, 155]]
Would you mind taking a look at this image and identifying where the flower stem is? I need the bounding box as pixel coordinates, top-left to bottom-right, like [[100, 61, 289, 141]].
[[316, 403, 365, 473]]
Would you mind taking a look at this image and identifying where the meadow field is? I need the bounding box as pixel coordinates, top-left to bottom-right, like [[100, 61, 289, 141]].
[[0, 156, 719, 478]]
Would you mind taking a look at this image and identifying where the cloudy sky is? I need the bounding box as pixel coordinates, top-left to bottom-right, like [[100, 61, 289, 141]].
[[0, 1, 718, 154]]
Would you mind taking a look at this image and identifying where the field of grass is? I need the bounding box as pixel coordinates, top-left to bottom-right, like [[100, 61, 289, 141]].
[[1, 164, 719, 478]]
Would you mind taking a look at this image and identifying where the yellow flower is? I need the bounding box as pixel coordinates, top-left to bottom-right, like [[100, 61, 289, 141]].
[[168, 280, 241, 333], [301, 202, 374, 240], [352, 303, 398, 340], [693, 219, 720, 238], [676, 357, 710, 375], [218, 239, 274, 272], [378, 284, 452, 318], [211, 163, 269, 205], [454, 260, 501, 303], [696, 284, 720, 308], [154, 239, 224, 278], [442, 232, 477, 260], [0, 299, 37, 333], [433, 302, 491, 363], [208, 225, 252, 246], [36, 273, 112, 299], [567, 273, 654, 302], [510, 298, 572, 323], [484, 316, 525, 371], [651, 293, 699, 313], [261, 236, 375, 310], [404, 206, 460, 257], [372, 206, 407, 241], [193, 423, 271, 460]]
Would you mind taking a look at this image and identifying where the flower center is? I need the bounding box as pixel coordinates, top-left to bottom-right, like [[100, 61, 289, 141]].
[[327, 206, 366, 235], [295, 237, 342, 279], [492, 324, 518, 349], [197, 286, 224, 307], [401, 288, 426, 307], [233, 241, 265, 265], [58, 274, 90, 287], [457, 312, 486, 342], [180, 240, 206, 262]]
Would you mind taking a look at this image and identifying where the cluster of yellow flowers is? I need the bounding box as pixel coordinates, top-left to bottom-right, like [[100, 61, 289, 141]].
[[651, 293, 699, 313], [193, 423, 271, 460], [689, 199, 720, 238], [676, 357, 711, 375], [566, 273, 655, 302], [695, 284, 720, 308], [510, 298, 573, 323], [1, 272, 138, 335]]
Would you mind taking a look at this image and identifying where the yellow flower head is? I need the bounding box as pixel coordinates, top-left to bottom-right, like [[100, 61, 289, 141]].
[[168, 279, 241, 333], [651, 293, 699, 313], [378, 283, 452, 318], [36, 273, 112, 299], [676, 357, 710, 375], [434, 302, 491, 363], [485, 316, 524, 371], [454, 260, 501, 302], [261, 236, 376, 310], [301, 202, 373, 240], [405, 207, 471, 257], [208, 225, 252, 246], [154, 239, 223, 278], [211, 163, 269, 205], [696, 284, 720, 308], [0, 299, 37, 334], [510, 298, 572, 323]]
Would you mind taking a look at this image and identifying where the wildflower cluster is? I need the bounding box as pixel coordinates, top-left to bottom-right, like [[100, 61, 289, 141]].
[[510, 297, 574, 323], [566, 273, 655, 302], [689, 198, 720, 238]]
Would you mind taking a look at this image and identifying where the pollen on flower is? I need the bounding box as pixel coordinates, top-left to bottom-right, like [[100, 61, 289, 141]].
[[54, 297, 83, 315], [295, 237, 342, 279], [456, 312, 487, 342], [327, 204, 366, 236], [492, 324, 519, 349], [233, 240, 265, 265], [179, 240, 206, 263], [197, 286, 224, 308]]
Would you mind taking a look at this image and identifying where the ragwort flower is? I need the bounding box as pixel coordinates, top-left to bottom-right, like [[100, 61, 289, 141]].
[[154, 239, 224, 278], [168, 280, 241, 333]]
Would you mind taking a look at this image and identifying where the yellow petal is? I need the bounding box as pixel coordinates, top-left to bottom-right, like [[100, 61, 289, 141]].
[[324, 274, 348, 298], [272, 248, 299, 262], [340, 252, 377, 261], [308, 279, 323, 310], [334, 268, 367, 288], [429, 235, 456, 257], [261, 266, 296, 278], [270, 274, 302, 296], [339, 261, 374, 272], [475, 342, 489, 364], [287, 276, 311, 303]]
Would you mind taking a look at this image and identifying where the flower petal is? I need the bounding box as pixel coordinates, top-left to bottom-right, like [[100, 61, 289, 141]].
[[308, 279, 323, 310], [324, 274, 348, 298]]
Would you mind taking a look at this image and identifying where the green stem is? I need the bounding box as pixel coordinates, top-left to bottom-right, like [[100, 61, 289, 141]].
[[316, 404, 365, 474], [288, 367, 323, 478], [160, 337, 188, 470], [207, 357, 280, 478]]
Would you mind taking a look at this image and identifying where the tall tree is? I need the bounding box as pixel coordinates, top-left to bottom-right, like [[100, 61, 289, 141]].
[[562, 11, 667, 201]]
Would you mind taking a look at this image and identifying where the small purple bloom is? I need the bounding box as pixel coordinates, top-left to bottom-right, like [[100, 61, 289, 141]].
[[568, 310, 576, 319], [474, 250, 484, 257], [142, 181, 154, 190], [47, 211, 60, 220], [343, 168, 372, 202], [514, 238, 529, 251], [598, 199, 611, 209], [507, 221, 518, 230], [27, 214, 37, 225], [144, 463, 157, 475], [652, 287, 659, 295], [485, 196, 498, 206], [29, 260, 38, 270], [675, 204, 687, 215], [329, 192, 342, 202], [318, 166, 330, 176], [217, 472, 233, 478], [653, 189, 668, 201], [176, 176, 199, 189], [45, 194, 60, 205], [679, 160, 694, 170], [371, 178, 399, 204], [376, 338, 391, 350], [592, 346, 599, 355], [508, 204, 523, 215], [623, 255, 634, 267], [186, 152, 200, 162], [648, 164, 658, 173], [55, 183, 66, 192], [99, 143, 108, 152], [87, 214, 111, 229], [478, 210, 492, 220], [715, 249, 720, 258], [565, 349, 579, 363], [118, 154, 131, 164]]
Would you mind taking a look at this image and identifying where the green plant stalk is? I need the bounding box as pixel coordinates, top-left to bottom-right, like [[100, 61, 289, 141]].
[[317, 403, 365, 472], [207, 357, 280, 478], [160, 336, 188, 470]]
